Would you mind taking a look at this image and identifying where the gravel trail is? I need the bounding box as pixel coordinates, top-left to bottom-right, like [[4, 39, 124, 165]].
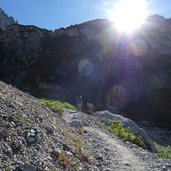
[[84, 126, 148, 171], [63, 110, 171, 171]]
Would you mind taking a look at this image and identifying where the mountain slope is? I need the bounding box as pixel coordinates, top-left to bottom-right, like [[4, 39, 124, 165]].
[[0, 81, 93, 170], [0, 80, 171, 171], [0, 15, 171, 127]]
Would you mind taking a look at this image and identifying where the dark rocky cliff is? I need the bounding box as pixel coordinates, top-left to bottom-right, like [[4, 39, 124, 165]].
[[0, 16, 171, 127]]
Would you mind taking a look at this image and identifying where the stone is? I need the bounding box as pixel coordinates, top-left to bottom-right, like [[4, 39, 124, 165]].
[[62, 144, 70, 151], [69, 120, 82, 128], [26, 136, 36, 144], [11, 140, 22, 153], [15, 163, 36, 171], [45, 126, 54, 135], [96, 154, 103, 161], [50, 148, 61, 160], [0, 128, 9, 139]]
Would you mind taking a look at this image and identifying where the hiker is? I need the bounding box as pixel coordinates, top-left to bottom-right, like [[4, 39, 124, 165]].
[[87, 103, 95, 115], [76, 96, 83, 112]]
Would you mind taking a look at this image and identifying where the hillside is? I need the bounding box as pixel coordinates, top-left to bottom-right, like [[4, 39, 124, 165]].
[[0, 9, 170, 128], [0, 80, 171, 171], [0, 80, 95, 170]]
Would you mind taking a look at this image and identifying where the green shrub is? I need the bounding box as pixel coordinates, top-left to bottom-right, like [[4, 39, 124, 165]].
[[108, 121, 147, 149], [157, 144, 171, 160], [40, 99, 76, 115], [63, 102, 77, 111]]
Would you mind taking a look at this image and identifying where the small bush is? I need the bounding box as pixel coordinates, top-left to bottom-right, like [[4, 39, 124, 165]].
[[157, 144, 171, 160], [63, 102, 77, 111], [40, 99, 76, 115], [108, 121, 147, 149]]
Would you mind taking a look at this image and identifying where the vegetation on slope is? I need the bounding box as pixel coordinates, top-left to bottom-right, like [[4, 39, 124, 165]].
[[157, 144, 171, 160], [40, 99, 76, 115], [108, 121, 147, 149]]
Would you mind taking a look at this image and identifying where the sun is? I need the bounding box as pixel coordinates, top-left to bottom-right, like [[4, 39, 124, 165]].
[[109, 0, 148, 33]]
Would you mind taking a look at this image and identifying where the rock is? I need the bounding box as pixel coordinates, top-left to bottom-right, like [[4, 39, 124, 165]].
[[70, 120, 82, 128], [11, 140, 22, 153], [50, 148, 61, 160], [62, 144, 71, 151], [0, 128, 9, 139], [15, 163, 36, 171], [45, 126, 54, 135], [30, 129, 35, 137], [123, 161, 130, 166], [95, 111, 157, 152], [138, 121, 151, 127], [26, 136, 36, 144], [0, 8, 17, 30], [96, 154, 103, 161]]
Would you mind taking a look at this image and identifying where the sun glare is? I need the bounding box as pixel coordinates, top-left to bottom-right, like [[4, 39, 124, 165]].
[[110, 0, 148, 33]]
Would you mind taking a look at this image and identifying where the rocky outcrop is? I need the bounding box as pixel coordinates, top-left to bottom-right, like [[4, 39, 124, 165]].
[[0, 15, 171, 128], [0, 24, 49, 85], [0, 8, 17, 30]]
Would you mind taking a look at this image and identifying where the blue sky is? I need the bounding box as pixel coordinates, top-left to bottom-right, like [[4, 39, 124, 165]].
[[0, 0, 171, 30]]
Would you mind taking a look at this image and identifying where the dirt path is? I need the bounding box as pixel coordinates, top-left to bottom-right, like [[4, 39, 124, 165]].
[[84, 126, 148, 171]]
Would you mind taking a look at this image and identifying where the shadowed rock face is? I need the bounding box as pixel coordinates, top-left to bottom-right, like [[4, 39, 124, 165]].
[[0, 16, 171, 128]]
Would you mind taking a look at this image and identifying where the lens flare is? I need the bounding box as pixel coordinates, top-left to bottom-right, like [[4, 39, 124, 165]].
[[105, 85, 129, 109], [130, 39, 148, 56], [78, 59, 94, 76]]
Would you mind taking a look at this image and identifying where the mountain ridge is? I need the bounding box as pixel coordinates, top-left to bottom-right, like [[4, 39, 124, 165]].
[[0, 7, 17, 30], [0, 8, 171, 128]]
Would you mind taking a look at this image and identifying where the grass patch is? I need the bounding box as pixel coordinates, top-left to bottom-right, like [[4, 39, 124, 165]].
[[108, 121, 147, 149], [58, 152, 77, 168], [64, 131, 91, 162], [40, 99, 76, 115], [157, 144, 171, 160], [55, 121, 92, 163]]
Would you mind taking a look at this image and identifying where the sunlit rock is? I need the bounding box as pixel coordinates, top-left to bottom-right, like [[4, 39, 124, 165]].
[[0, 8, 17, 30]]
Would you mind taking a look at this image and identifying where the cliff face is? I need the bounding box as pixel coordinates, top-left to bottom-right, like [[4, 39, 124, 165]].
[[0, 8, 17, 30], [0, 16, 171, 127]]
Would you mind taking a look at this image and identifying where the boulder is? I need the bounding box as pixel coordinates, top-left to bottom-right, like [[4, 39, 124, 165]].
[[0, 128, 9, 139], [15, 163, 36, 171]]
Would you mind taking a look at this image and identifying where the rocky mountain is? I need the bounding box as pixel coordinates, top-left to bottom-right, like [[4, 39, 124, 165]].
[[0, 11, 171, 128], [0, 8, 17, 30], [0, 80, 171, 171]]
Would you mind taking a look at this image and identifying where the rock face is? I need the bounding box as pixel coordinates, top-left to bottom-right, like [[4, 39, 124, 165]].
[[0, 8, 17, 30], [0, 14, 171, 128]]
